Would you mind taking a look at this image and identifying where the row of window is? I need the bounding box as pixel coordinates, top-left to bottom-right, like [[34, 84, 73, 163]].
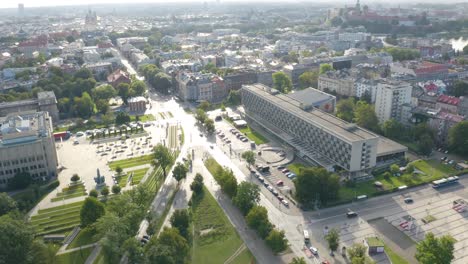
[[0, 171, 48, 184], [2, 155, 45, 167]]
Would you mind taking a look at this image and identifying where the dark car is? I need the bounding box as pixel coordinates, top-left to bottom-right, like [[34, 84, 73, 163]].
[[404, 197, 414, 204], [346, 211, 358, 218]]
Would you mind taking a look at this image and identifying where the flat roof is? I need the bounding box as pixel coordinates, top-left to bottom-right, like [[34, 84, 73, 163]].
[[366, 237, 384, 247], [287, 88, 334, 107], [376, 137, 408, 156], [243, 84, 378, 142]]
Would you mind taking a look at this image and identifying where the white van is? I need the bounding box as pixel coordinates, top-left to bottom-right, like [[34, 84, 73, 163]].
[[303, 230, 310, 243]]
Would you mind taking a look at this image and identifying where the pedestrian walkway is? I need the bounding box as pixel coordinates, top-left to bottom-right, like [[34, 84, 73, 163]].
[[56, 243, 97, 256]]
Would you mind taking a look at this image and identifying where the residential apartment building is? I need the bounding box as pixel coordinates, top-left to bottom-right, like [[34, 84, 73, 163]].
[[318, 70, 356, 97], [374, 80, 412, 123], [176, 71, 227, 103], [0, 111, 58, 189], [241, 84, 406, 178], [0, 91, 59, 122]]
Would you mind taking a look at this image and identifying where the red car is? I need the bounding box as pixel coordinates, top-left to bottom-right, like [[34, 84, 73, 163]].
[[276, 180, 284, 186]]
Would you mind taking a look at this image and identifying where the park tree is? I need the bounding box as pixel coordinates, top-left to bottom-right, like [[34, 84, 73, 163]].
[[298, 71, 319, 89], [241, 151, 256, 168], [195, 109, 207, 124], [416, 232, 455, 264], [319, 63, 333, 74], [246, 205, 273, 239], [74, 92, 95, 118], [0, 214, 34, 264], [153, 72, 172, 94], [115, 166, 123, 176], [266, 229, 288, 253], [71, 174, 80, 183], [115, 112, 131, 125], [451, 81, 468, 97], [0, 193, 17, 216], [325, 228, 340, 253], [112, 185, 121, 194], [130, 80, 146, 96], [80, 197, 105, 227], [74, 68, 93, 79], [448, 121, 468, 156], [117, 83, 131, 104], [390, 164, 400, 175], [336, 98, 355, 122], [89, 189, 98, 198], [294, 167, 340, 206], [172, 162, 188, 185], [419, 134, 434, 156], [233, 182, 260, 215], [153, 144, 174, 178], [123, 238, 145, 264], [382, 119, 404, 139], [198, 100, 211, 111], [95, 99, 110, 114], [9, 171, 32, 190], [146, 227, 189, 264], [272, 72, 292, 93], [170, 209, 190, 239], [204, 118, 215, 134], [354, 101, 380, 132], [190, 173, 204, 195], [406, 163, 415, 174], [101, 187, 110, 197], [225, 90, 242, 106], [218, 169, 238, 198], [348, 243, 373, 264], [290, 257, 307, 264], [93, 84, 117, 100]]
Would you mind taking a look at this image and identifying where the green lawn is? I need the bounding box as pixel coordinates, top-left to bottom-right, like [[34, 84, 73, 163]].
[[51, 184, 87, 202], [191, 187, 255, 264], [108, 154, 153, 170], [30, 201, 84, 236], [130, 114, 155, 122], [127, 168, 149, 185], [384, 245, 409, 264], [238, 126, 268, 145], [67, 228, 100, 249], [338, 159, 458, 203], [56, 247, 93, 264], [204, 158, 223, 179], [116, 173, 129, 188]]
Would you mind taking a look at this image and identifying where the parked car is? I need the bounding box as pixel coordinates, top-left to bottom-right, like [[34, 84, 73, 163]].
[[281, 169, 290, 173], [309, 246, 318, 255], [277, 166, 285, 170], [282, 200, 289, 206], [404, 197, 414, 204], [346, 211, 358, 218], [276, 180, 284, 186]]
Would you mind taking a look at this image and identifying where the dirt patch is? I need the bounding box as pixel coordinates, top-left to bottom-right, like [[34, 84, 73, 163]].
[[200, 228, 214, 236]]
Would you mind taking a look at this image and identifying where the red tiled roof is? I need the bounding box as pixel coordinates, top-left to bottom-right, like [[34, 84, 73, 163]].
[[98, 42, 114, 49], [424, 83, 438, 92], [437, 111, 464, 122], [437, 95, 460, 106], [107, 69, 130, 83]]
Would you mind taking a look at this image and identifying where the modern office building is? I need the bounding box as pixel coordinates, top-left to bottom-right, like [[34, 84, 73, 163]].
[[241, 84, 406, 178], [374, 79, 412, 123], [0, 111, 58, 189]]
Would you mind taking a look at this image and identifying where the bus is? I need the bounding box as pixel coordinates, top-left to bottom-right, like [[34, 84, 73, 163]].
[[303, 230, 310, 243], [432, 176, 459, 188]]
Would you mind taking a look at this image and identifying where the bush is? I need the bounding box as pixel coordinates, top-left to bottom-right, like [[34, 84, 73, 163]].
[[112, 185, 121, 194], [71, 174, 80, 183], [101, 187, 110, 196], [89, 190, 98, 198]]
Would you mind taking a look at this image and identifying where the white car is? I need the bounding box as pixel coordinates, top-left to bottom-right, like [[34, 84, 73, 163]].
[[309, 246, 318, 255]]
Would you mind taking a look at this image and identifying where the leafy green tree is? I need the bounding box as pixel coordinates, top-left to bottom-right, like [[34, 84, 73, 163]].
[[336, 98, 355, 122], [218, 169, 238, 198], [290, 257, 307, 264], [298, 71, 319, 89], [153, 72, 172, 94], [272, 72, 292, 93], [406, 163, 415, 174], [198, 100, 211, 111], [382, 119, 404, 139], [319, 63, 333, 74], [448, 121, 468, 156], [74, 92, 95, 118], [71, 174, 80, 183], [0, 193, 17, 216], [418, 134, 434, 156], [452, 81, 468, 97], [0, 214, 34, 264], [348, 243, 373, 264], [416, 232, 455, 264], [146, 227, 189, 264], [390, 164, 400, 175], [225, 90, 241, 106], [130, 80, 146, 96], [80, 197, 105, 227], [96, 99, 110, 114], [115, 166, 123, 176], [294, 167, 340, 205], [354, 101, 380, 132], [170, 209, 190, 239], [112, 185, 121, 194], [246, 206, 273, 239], [241, 151, 256, 168], [74, 68, 93, 79], [93, 84, 117, 100], [123, 238, 145, 264], [325, 228, 340, 253], [117, 83, 131, 104], [190, 173, 204, 195], [204, 118, 215, 134], [29, 240, 58, 264], [172, 162, 188, 185], [9, 171, 32, 190], [115, 112, 131, 125], [152, 144, 174, 178], [266, 229, 288, 253], [89, 189, 98, 198], [233, 182, 260, 215], [195, 109, 207, 124]]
